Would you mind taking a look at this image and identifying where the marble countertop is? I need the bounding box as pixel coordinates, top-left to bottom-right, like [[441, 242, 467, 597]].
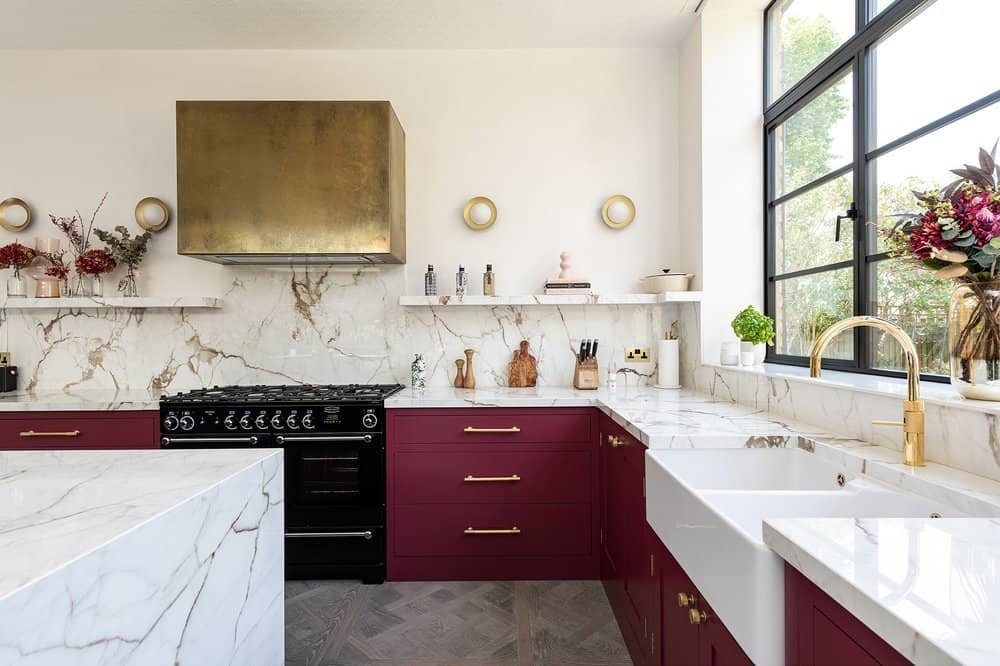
[[764, 518, 1000, 666], [0, 448, 280, 600], [0, 388, 161, 411]]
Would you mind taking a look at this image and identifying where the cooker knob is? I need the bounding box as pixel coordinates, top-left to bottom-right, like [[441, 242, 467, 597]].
[[223, 414, 238, 430], [286, 414, 299, 430], [239, 414, 253, 430], [255, 414, 268, 430], [362, 413, 378, 429], [163, 415, 179, 432], [179, 415, 195, 431], [301, 414, 315, 430], [271, 414, 283, 429]]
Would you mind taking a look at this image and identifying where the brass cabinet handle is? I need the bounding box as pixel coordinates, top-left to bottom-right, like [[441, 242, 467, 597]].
[[677, 592, 698, 608], [19, 429, 81, 437], [872, 420, 905, 427], [608, 434, 624, 448], [464, 474, 521, 482], [688, 609, 709, 625], [464, 426, 521, 433], [464, 526, 521, 535]]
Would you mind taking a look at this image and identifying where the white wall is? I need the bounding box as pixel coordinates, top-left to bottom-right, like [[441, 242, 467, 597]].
[[0, 48, 681, 296], [677, 2, 765, 364]]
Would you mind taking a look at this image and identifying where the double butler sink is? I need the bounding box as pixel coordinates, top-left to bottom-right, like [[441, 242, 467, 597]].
[[645, 447, 963, 665]]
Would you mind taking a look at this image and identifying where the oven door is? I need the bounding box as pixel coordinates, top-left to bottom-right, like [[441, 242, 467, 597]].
[[280, 432, 384, 529]]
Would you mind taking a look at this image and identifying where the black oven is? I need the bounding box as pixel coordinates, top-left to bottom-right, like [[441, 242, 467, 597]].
[[159, 384, 402, 584]]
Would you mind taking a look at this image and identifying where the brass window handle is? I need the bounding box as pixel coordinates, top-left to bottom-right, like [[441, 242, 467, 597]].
[[464, 426, 521, 433], [19, 430, 81, 437], [464, 526, 521, 535], [464, 474, 521, 482]]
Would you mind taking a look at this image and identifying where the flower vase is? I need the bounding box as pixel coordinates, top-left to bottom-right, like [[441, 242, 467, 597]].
[[119, 266, 138, 297], [949, 280, 1000, 401], [90, 274, 104, 298], [6, 267, 26, 298]]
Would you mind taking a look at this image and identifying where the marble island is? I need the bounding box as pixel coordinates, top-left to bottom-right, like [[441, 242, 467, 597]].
[[0, 448, 283, 666]]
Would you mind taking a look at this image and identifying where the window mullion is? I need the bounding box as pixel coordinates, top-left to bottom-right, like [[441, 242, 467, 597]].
[[853, 47, 868, 372]]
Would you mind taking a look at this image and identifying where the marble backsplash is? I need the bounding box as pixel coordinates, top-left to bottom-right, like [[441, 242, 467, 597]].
[[2, 265, 684, 393]]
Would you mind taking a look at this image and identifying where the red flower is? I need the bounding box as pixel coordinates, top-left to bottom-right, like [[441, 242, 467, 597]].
[[74, 248, 117, 276], [45, 264, 69, 280], [907, 213, 947, 259], [0, 242, 36, 270]]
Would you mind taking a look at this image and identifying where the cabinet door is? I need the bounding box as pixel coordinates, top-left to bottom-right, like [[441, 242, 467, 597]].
[[658, 541, 701, 666], [698, 601, 753, 666], [601, 424, 629, 578]]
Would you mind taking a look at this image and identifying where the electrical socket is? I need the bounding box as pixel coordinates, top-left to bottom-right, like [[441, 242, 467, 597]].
[[624, 347, 650, 363]]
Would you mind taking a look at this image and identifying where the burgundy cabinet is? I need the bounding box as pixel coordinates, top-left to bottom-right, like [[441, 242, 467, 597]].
[[385, 407, 599, 581], [0, 410, 159, 450], [785, 565, 910, 666], [658, 540, 701, 666], [698, 599, 754, 666]]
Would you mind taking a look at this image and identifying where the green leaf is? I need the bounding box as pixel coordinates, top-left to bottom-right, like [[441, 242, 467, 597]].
[[942, 228, 960, 240], [954, 235, 978, 247]]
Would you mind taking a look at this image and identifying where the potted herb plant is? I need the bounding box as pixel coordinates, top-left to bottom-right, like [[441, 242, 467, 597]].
[[731, 305, 775, 366]]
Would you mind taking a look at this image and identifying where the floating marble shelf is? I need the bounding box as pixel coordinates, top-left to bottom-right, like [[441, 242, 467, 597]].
[[0, 296, 223, 310], [399, 292, 703, 306]]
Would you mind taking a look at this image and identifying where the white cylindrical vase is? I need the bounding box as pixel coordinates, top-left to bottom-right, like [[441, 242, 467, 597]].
[[656, 339, 680, 389]]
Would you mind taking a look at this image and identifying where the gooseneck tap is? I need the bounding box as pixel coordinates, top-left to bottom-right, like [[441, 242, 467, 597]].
[[808, 316, 925, 467]]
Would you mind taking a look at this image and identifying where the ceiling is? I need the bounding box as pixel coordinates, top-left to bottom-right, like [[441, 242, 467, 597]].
[[1, 0, 701, 50]]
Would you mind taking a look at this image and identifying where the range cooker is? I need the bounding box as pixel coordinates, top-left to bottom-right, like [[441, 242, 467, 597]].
[[160, 383, 403, 583]]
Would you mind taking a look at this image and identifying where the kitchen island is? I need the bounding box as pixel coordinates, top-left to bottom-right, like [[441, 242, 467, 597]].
[[0, 448, 283, 666]]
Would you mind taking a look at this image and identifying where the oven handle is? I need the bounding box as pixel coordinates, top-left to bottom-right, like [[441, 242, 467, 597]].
[[161, 436, 259, 446], [285, 531, 373, 540], [276, 434, 372, 444]]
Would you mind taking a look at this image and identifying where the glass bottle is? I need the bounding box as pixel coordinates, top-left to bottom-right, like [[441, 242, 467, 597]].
[[456, 265, 468, 297], [6, 267, 26, 298], [483, 264, 496, 296], [424, 264, 438, 296]]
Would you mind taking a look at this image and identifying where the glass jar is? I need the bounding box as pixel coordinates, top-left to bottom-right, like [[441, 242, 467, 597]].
[[90, 274, 104, 297], [949, 280, 1000, 400], [6, 267, 26, 298]]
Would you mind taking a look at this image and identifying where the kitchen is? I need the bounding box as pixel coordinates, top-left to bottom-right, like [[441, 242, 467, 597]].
[[1, 0, 999, 665]]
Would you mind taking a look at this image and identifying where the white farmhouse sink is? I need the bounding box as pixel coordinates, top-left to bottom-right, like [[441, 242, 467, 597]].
[[645, 448, 963, 666]]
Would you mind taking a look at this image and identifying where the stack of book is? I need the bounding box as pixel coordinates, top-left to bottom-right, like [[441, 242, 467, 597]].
[[544, 279, 592, 295]]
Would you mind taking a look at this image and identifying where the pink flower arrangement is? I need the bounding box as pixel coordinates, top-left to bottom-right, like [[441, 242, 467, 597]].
[[74, 248, 116, 276], [0, 242, 36, 270], [887, 145, 1000, 281], [40, 251, 70, 281]]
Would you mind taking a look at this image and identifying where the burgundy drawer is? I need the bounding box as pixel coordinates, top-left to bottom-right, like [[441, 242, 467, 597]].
[[394, 503, 591, 557], [389, 408, 592, 445], [394, 449, 592, 504], [0, 411, 159, 450]]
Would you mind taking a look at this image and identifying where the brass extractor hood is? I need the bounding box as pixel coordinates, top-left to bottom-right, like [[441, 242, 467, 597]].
[[176, 101, 405, 264]]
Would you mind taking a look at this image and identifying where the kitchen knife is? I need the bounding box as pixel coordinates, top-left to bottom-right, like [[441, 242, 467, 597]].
[[584, 339, 592, 361], [590, 340, 599, 361], [578, 340, 587, 364]]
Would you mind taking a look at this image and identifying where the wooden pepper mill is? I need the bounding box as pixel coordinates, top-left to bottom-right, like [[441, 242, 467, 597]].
[[463, 349, 476, 389], [454, 359, 465, 388]]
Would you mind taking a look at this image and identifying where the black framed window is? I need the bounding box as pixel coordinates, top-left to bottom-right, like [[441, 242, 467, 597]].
[[764, 0, 1000, 380]]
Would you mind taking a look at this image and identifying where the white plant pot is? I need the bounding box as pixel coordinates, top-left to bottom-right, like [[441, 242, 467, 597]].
[[739, 341, 765, 366]]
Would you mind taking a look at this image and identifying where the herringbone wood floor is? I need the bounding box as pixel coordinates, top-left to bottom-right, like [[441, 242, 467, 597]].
[[285, 580, 632, 666]]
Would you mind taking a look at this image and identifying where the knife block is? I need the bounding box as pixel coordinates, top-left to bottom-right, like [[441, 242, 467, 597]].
[[573, 358, 600, 390]]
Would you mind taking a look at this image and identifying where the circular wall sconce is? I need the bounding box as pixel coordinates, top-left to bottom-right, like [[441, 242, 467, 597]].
[[601, 194, 636, 230], [0, 198, 32, 232], [135, 197, 170, 231], [463, 196, 497, 231]]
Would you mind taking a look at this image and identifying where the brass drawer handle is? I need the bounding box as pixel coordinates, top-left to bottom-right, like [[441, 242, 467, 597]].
[[677, 592, 698, 608], [608, 434, 624, 448], [19, 429, 81, 437], [689, 609, 709, 625], [464, 426, 521, 433], [464, 526, 521, 535], [464, 474, 521, 483]]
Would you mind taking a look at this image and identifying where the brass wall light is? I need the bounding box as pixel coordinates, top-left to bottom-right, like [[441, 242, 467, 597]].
[[135, 197, 170, 231], [601, 194, 635, 230], [0, 198, 32, 232], [463, 196, 497, 231]]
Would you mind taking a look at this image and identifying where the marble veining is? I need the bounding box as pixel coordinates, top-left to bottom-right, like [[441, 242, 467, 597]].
[[1, 266, 671, 394], [0, 388, 161, 411], [763, 518, 1000, 666], [0, 449, 284, 665]]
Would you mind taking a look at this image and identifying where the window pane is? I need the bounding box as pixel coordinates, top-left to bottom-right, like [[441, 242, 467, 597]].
[[775, 268, 854, 359], [874, 0, 897, 15], [871, 259, 951, 375], [874, 0, 1000, 147], [767, 0, 855, 102], [874, 101, 1000, 250], [774, 172, 853, 274], [774, 71, 853, 197]]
